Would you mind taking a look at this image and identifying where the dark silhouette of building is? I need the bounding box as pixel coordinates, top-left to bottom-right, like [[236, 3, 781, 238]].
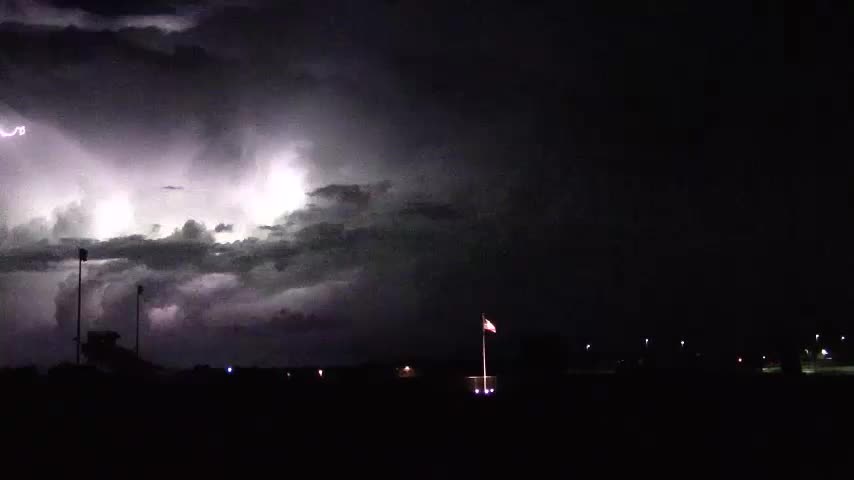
[[82, 330, 158, 374]]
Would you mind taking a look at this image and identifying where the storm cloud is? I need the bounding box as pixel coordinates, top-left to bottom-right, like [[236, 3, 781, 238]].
[[0, 1, 843, 367], [0, 0, 200, 33]]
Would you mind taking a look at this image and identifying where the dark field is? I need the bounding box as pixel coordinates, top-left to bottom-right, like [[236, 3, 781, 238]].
[[3, 371, 853, 478]]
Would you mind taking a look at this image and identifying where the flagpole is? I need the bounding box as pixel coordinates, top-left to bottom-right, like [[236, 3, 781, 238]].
[[482, 314, 487, 392]]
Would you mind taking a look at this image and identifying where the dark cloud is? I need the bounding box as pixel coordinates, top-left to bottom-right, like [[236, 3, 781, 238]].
[[308, 184, 371, 206], [0, 0, 200, 33], [162, 185, 184, 191], [294, 222, 346, 249], [214, 223, 233, 233], [173, 219, 213, 242], [268, 308, 346, 335], [399, 201, 460, 221]]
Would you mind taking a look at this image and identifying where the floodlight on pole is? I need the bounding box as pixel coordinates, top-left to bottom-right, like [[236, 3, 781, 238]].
[[76, 248, 88, 364], [135, 285, 143, 358]]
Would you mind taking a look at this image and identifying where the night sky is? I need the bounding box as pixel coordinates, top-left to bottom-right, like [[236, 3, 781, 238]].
[[0, 1, 849, 367]]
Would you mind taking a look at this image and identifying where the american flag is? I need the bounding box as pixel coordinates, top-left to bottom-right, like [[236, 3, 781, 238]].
[[482, 314, 496, 333]]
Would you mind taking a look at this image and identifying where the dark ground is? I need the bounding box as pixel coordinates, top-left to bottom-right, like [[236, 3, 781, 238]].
[[2, 370, 853, 478]]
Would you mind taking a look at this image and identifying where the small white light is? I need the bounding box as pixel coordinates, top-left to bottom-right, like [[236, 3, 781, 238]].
[[816, 334, 820, 341], [226, 366, 233, 374], [737, 357, 742, 363], [403, 366, 411, 372], [474, 389, 480, 394], [680, 340, 685, 347], [585, 344, 591, 351], [286, 372, 291, 378], [821, 349, 829, 356], [318, 369, 324, 377], [484, 389, 490, 395], [762, 356, 766, 360], [842, 336, 846, 341], [489, 389, 495, 393]]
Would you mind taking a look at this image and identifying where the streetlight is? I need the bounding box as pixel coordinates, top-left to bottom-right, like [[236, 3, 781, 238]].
[[76, 248, 88, 365], [644, 338, 649, 348], [585, 344, 591, 351], [814, 334, 820, 373], [680, 340, 685, 349], [135, 285, 143, 358]]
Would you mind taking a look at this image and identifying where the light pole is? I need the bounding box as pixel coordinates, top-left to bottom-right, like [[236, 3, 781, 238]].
[[76, 248, 88, 364], [136, 285, 143, 358], [815, 334, 820, 373]]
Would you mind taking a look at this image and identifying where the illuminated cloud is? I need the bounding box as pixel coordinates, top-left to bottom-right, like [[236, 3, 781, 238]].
[[148, 304, 182, 329], [239, 148, 308, 226], [93, 194, 135, 241], [177, 273, 239, 295]]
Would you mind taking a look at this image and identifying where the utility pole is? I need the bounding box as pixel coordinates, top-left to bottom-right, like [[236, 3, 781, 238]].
[[76, 248, 88, 364], [136, 285, 143, 358]]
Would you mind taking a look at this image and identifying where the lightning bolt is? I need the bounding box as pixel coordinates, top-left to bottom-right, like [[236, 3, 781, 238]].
[[0, 126, 26, 138]]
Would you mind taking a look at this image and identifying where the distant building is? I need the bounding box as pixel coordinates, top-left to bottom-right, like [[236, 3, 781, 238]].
[[82, 330, 158, 373]]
